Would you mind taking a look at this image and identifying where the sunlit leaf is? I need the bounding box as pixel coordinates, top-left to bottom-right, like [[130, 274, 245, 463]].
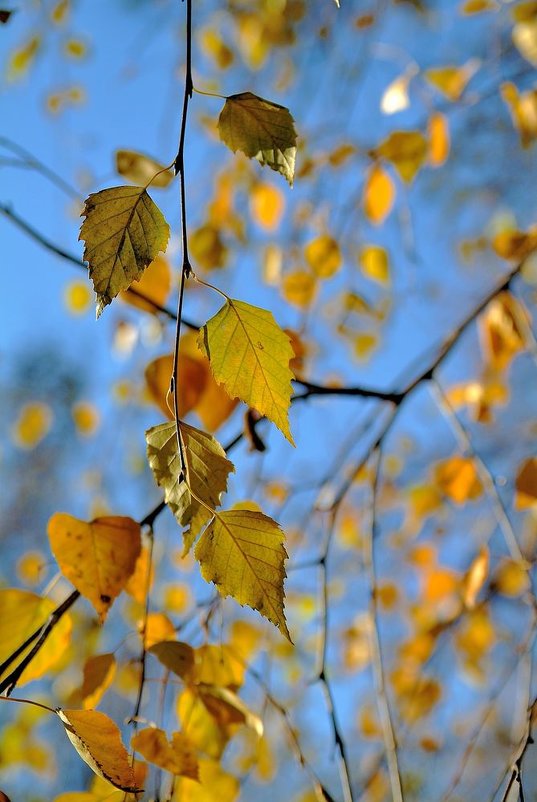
[[434, 456, 482, 504], [513, 20, 537, 66], [494, 558, 531, 596], [47, 513, 141, 621], [281, 270, 317, 308], [149, 640, 195, 680], [131, 728, 198, 779], [146, 421, 234, 551], [304, 235, 342, 279], [250, 182, 284, 230], [177, 688, 230, 759], [462, 546, 489, 609], [64, 280, 93, 315], [424, 61, 478, 101], [359, 245, 390, 285], [72, 401, 100, 437], [218, 92, 297, 185], [79, 653, 116, 709], [381, 73, 411, 115], [120, 253, 172, 314], [7, 35, 41, 81], [79, 186, 170, 316], [428, 112, 450, 166], [190, 223, 228, 271], [115, 150, 174, 188], [172, 758, 239, 802], [0, 589, 72, 686], [479, 291, 527, 371], [11, 401, 52, 449], [195, 509, 290, 640], [198, 299, 295, 443], [57, 709, 141, 793], [143, 612, 175, 648], [125, 545, 153, 605], [376, 130, 428, 183], [363, 163, 395, 225]]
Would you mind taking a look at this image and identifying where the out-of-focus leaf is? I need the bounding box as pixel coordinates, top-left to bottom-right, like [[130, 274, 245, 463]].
[[501, 82, 537, 147], [462, 546, 489, 609], [149, 641, 195, 680], [376, 130, 428, 183], [115, 150, 174, 188], [434, 456, 482, 504], [171, 758, 239, 802], [428, 112, 450, 166], [513, 20, 537, 66], [120, 254, 172, 314], [515, 456, 537, 508], [281, 270, 317, 308], [304, 235, 342, 279], [79, 186, 170, 316], [424, 61, 478, 101], [218, 92, 297, 185], [359, 245, 390, 285], [57, 709, 141, 793], [363, 163, 395, 224], [79, 654, 116, 709], [250, 182, 284, 230], [47, 513, 141, 621], [131, 728, 198, 779], [195, 509, 290, 640], [7, 35, 40, 81]]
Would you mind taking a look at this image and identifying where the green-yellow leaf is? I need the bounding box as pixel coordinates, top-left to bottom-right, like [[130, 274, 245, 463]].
[[47, 513, 141, 622], [79, 185, 170, 317], [376, 130, 428, 183], [194, 509, 291, 640], [218, 92, 297, 186], [57, 708, 142, 793], [198, 299, 295, 444], [146, 421, 234, 552]]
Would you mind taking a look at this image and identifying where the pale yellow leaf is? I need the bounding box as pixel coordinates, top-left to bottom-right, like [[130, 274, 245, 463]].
[[47, 513, 141, 621], [195, 509, 290, 640], [115, 150, 174, 188], [64, 280, 92, 314], [146, 421, 234, 551], [198, 299, 295, 443], [0, 589, 71, 686], [172, 758, 239, 802], [381, 74, 411, 115], [57, 709, 141, 793], [79, 186, 170, 316], [462, 546, 489, 609], [513, 20, 537, 66], [218, 92, 297, 185]]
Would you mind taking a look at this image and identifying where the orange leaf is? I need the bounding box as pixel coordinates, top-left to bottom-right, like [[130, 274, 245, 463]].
[[434, 456, 482, 504], [48, 513, 141, 621], [363, 163, 395, 225], [515, 456, 537, 508]]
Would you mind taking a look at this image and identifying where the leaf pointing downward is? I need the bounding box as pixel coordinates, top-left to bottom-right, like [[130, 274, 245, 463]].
[[79, 185, 170, 317], [218, 92, 297, 186], [198, 299, 295, 444], [146, 421, 234, 553], [195, 509, 291, 641]]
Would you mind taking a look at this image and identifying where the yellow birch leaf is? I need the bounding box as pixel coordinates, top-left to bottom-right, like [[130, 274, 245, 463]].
[[428, 112, 450, 166], [460, 0, 498, 13], [512, 1, 537, 22], [192, 644, 244, 687], [480, 292, 527, 371], [515, 456, 537, 508], [354, 332, 378, 361], [218, 92, 297, 186], [177, 688, 230, 759], [12, 401, 53, 449], [16, 551, 45, 586], [0, 589, 72, 686], [80, 654, 116, 709], [198, 299, 295, 443], [494, 558, 531, 596], [125, 545, 153, 605], [434, 456, 482, 504], [47, 513, 141, 621], [199, 686, 263, 736], [190, 224, 228, 271], [72, 401, 100, 437], [376, 130, 428, 183], [57, 709, 141, 793], [143, 612, 175, 648], [120, 253, 172, 314], [131, 728, 198, 779], [359, 245, 390, 285], [64, 280, 92, 314], [115, 150, 174, 188], [250, 182, 284, 230], [79, 186, 170, 317], [149, 640, 195, 680], [304, 235, 342, 279], [199, 27, 234, 69], [363, 163, 395, 225], [462, 546, 489, 609], [281, 270, 317, 308], [173, 758, 239, 802], [7, 35, 41, 81], [194, 509, 290, 640], [424, 62, 477, 101], [51, 0, 69, 24], [144, 353, 205, 420], [513, 20, 537, 66], [146, 421, 234, 552], [501, 82, 537, 148], [64, 39, 87, 59]]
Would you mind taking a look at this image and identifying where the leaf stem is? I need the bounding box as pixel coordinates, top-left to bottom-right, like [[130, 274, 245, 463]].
[[193, 86, 227, 99], [0, 696, 56, 714], [191, 272, 230, 301]]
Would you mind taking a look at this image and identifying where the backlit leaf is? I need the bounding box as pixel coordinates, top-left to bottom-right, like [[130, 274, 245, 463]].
[[513, 20, 537, 66], [376, 130, 428, 183], [47, 513, 141, 621], [218, 92, 297, 185], [190, 224, 228, 271], [79, 653, 116, 709], [11, 401, 52, 449], [79, 186, 170, 316], [359, 245, 390, 285], [428, 112, 450, 166], [250, 182, 284, 230], [131, 728, 198, 779], [198, 299, 295, 443], [434, 456, 482, 504], [177, 688, 230, 758], [501, 82, 537, 147], [0, 589, 72, 686], [57, 709, 141, 793], [494, 558, 531, 596], [462, 546, 489, 609], [143, 612, 175, 648], [381, 73, 411, 114], [120, 253, 172, 314], [281, 270, 317, 308], [424, 61, 478, 101], [146, 421, 234, 551], [194, 509, 290, 640], [304, 235, 342, 279], [149, 640, 195, 680], [363, 163, 395, 225], [172, 758, 239, 802], [115, 150, 174, 188]]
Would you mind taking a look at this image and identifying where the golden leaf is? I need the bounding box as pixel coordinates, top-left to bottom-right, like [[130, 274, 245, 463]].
[[172, 758, 239, 802], [146, 421, 234, 551], [79, 186, 170, 316], [190, 224, 228, 271], [359, 245, 390, 285], [0, 589, 72, 686], [131, 728, 198, 779], [513, 19, 537, 66], [47, 513, 141, 621], [11, 401, 53, 449], [177, 688, 230, 759], [195, 509, 290, 640], [376, 130, 428, 183], [149, 640, 195, 680], [250, 182, 284, 230], [143, 612, 175, 648], [501, 82, 537, 147], [281, 270, 317, 309], [424, 61, 478, 101], [434, 456, 482, 504], [494, 558, 531, 596], [218, 92, 297, 185], [57, 709, 141, 793], [115, 150, 173, 188], [428, 112, 450, 166], [79, 654, 116, 709], [304, 235, 342, 279], [198, 299, 295, 443], [120, 253, 172, 314], [363, 163, 395, 225]]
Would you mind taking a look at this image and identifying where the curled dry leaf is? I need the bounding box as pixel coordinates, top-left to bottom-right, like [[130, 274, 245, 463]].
[[57, 709, 142, 793]]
